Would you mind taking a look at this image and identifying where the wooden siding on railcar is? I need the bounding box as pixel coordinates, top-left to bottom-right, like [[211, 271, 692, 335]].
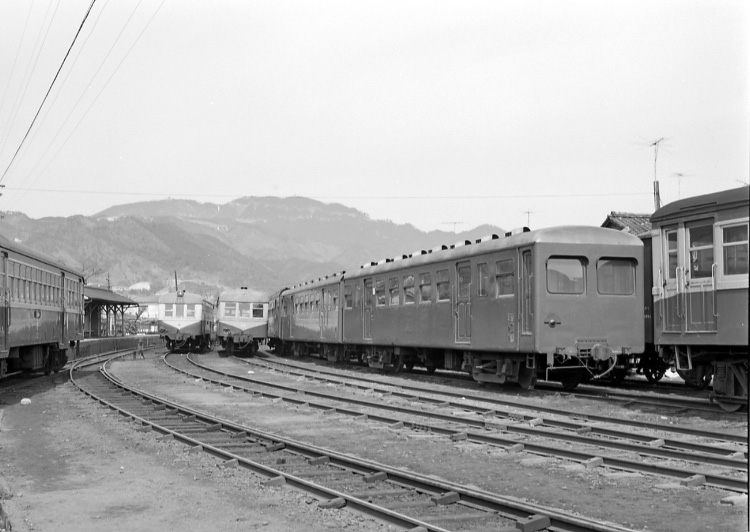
[[651, 186, 749, 349], [282, 278, 342, 345]]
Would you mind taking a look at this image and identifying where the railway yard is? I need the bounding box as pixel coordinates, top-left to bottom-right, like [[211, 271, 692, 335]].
[[0, 347, 746, 532]]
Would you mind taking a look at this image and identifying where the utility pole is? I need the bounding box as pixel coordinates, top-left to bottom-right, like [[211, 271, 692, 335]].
[[650, 137, 665, 210]]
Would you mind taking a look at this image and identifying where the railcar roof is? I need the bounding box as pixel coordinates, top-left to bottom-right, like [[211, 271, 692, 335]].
[[651, 186, 749, 223], [346, 225, 642, 280], [0, 233, 84, 277], [157, 291, 210, 305], [219, 288, 268, 302]]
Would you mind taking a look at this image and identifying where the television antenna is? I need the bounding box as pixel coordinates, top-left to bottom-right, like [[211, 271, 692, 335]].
[[671, 172, 693, 199], [442, 221, 463, 234], [523, 210, 533, 227]]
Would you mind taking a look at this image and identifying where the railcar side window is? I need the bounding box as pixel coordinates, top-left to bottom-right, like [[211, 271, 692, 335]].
[[403, 275, 415, 304], [375, 279, 386, 306], [722, 224, 749, 275], [389, 277, 400, 306], [597, 259, 636, 295], [437, 269, 451, 301], [495, 259, 514, 296], [419, 273, 433, 303], [546, 257, 585, 294], [477, 263, 489, 297], [665, 229, 678, 279], [344, 285, 353, 308], [687, 222, 714, 279], [354, 284, 362, 308]]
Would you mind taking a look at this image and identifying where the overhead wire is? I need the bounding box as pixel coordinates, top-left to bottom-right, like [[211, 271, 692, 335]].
[[6, 0, 166, 213], [0, 0, 98, 185], [0, 0, 37, 146]]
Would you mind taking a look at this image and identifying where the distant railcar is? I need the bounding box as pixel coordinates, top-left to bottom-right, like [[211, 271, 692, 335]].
[[216, 287, 268, 355], [157, 290, 215, 352], [650, 186, 749, 411], [0, 234, 84, 377], [269, 226, 645, 390]]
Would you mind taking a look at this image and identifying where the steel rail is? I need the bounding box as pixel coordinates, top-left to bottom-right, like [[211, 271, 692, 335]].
[[167, 354, 748, 493], [70, 357, 640, 532], [250, 354, 748, 445]]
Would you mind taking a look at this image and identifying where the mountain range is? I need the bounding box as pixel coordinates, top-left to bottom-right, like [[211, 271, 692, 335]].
[[0, 197, 505, 300]]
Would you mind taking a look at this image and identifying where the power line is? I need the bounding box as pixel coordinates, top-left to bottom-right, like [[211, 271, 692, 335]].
[[0, 0, 99, 185]]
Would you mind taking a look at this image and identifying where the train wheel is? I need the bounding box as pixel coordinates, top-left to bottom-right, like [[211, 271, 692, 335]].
[[227, 341, 234, 356], [404, 360, 415, 371], [517, 365, 536, 390], [644, 366, 666, 383], [391, 356, 404, 373], [424, 361, 437, 374], [608, 369, 627, 384], [559, 373, 581, 391], [677, 367, 712, 389], [715, 399, 744, 413]]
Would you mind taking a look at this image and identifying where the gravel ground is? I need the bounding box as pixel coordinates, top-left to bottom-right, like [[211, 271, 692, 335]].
[[0, 352, 747, 532]]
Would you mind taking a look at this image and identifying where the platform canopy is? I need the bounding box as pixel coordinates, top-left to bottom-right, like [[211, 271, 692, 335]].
[[84, 287, 140, 338]]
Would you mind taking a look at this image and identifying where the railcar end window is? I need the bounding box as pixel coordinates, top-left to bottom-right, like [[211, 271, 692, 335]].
[[597, 259, 636, 295], [239, 303, 251, 317], [688, 222, 714, 279], [344, 285, 353, 309], [253, 304, 264, 318], [389, 277, 400, 305], [495, 259, 514, 296], [665, 229, 678, 279], [437, 269, 451, 301], [478, 263, 489, 297], [225, 303, 237, 317], [403, 275, 415, 304], [723, 224, 749, 276], [419, 273, 433, 303], [546, 257, 586, 294], [164, 304, 174, 317]]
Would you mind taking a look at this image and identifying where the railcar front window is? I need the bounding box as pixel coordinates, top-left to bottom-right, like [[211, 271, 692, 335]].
[[252, 304, 264, 318], [457, 266, 471, 299], [723, 224, 749, 275], [597, 259, 636, 295], [164, 304, 174, 318], [546, 257, 585, 294], [688, 223, 714, 279], [225, 303, 237, 317], [239, 303, 251, 317]]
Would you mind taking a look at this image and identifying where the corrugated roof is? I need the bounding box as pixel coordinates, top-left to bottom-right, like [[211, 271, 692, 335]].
[[84, 286, 139, 306], [601, 212, 652, 236]]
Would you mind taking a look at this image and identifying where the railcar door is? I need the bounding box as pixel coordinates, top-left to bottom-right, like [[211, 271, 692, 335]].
[[519, 249, 534, 351], [287, 296, 294, 339], [454, 261, 471, 344], [1, 253, 6, 359], [363, 278, 373, 340], [661, 227, 683, 333], [684, 220, 717, 332], [319, 289, 327, 339]]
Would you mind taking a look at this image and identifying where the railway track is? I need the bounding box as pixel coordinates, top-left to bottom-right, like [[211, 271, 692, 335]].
[[240, 352, 748, 444], [70, 353, 646, 532], [165, 352, 747, 493]]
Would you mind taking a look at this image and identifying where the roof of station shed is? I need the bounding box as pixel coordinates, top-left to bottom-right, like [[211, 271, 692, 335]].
[[84, 286, 140, 307]]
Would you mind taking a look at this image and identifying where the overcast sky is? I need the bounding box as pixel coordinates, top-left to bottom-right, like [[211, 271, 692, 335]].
[[0, 0, 747, 232]]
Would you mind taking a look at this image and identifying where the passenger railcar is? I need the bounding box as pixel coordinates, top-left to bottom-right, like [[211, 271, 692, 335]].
[[216, 287, 268, 355], [157, 290, 215, 352], [269, 227, 645, 390], [0, 234, 84, 377], [650, 186, 749, 411]]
